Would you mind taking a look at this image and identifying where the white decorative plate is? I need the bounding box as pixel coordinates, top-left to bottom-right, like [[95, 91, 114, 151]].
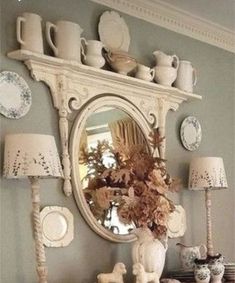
[[0, 71, 32, 119], [40, 206, 74, 247], [180, 116, 202, 151], [98, 11, 130, 52], [167, 205, 186, 238]]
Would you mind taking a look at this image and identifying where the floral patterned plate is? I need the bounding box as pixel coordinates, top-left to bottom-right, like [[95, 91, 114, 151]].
[[0, 71, 32, 119], [180, 116, 202, 151]]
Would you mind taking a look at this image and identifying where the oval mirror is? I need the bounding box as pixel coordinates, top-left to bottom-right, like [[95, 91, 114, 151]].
[[71, 98, 151, 242]]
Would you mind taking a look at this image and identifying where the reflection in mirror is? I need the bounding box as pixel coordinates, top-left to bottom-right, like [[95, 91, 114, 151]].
[[78, 107, 148, 235]]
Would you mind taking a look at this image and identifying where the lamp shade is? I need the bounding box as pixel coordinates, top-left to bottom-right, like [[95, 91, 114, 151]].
[[3, 134, 63, 178], [188, 157, 228, 190]]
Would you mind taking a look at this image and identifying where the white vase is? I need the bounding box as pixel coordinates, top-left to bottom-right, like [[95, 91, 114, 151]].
[[132, 228, 167, 277], [208, 254, 225, 283]]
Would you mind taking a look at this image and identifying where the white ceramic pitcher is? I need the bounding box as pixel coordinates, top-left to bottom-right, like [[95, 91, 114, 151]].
[[177, 243, 207, 270], [81, 39, 105, 69], [153, 50, 179, 68], [153, 51, 179, 86], [46, 20, 83, 62], [135, 64, 155, 82], [16, 12, 44, 53], [175, 60, 197, 93]]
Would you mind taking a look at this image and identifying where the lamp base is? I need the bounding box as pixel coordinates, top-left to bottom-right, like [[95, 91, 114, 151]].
[[30, 177, 48, 283]]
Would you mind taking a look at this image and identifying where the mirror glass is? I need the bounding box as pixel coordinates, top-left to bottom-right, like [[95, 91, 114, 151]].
[[78, 107, 149, 236]]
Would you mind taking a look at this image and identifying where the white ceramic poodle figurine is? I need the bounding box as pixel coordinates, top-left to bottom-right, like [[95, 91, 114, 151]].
[[133, 263, 160, 283], [97, 262, 127, 283]]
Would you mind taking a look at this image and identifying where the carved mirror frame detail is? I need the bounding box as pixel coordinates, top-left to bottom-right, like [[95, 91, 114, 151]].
[[8, 50, 201, 241]]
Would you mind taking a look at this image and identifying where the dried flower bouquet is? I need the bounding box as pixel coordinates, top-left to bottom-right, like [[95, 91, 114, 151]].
[[80, 129, 180, 238]]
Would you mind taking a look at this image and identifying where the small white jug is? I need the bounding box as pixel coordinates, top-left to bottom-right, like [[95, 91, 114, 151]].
[[81, 39, 105, 69], [135, 64, 155, 82], [46, 20, 83, 62], [175, 60, 197, 93], [177, 243, 207, 270], [16, 12, 44, 53]]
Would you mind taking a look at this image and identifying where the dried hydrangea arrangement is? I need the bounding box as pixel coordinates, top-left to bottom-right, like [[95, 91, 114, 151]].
[[79, 130, 180, 238]]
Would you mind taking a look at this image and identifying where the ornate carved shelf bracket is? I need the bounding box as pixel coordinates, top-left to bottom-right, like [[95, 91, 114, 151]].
[[8, 49, 202, 196]]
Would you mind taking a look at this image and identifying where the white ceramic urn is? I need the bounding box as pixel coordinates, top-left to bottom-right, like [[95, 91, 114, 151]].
[[132, 228, 167, 277]]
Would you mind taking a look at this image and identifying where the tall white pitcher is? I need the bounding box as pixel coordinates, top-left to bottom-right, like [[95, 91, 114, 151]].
[[46, 20, 83, 62], [175, 60, 197, 93], [17, 13, 44, 53]]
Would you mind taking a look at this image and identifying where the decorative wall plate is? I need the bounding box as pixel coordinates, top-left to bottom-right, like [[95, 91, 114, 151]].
[[0, 71, 32, 119], [98, 11, 130, 52], [180, 116, 202, 151], [167, 205, 186, 238], [40, 206, 74, 247]]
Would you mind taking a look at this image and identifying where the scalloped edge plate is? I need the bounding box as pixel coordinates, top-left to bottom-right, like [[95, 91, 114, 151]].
[[40, 206, 74, 247], [98, 11, 130, 52], [180, 116, 202, 151], [167, 205, 187, 238], [0, 71, 32, 119]]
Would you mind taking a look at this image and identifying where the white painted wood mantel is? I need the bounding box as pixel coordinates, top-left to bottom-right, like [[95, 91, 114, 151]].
[[8, 49, 202, 197]]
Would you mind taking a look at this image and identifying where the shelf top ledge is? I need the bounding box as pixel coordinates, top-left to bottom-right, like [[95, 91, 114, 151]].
[[8, 49, 202, 101]]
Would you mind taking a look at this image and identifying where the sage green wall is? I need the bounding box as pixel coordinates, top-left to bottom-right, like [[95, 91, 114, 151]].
[[0, 1, 234, 282]]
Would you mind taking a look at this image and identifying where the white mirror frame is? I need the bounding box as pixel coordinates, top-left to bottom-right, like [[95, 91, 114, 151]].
[[8, 49, 201, 242], [71, 96, 153, 242]]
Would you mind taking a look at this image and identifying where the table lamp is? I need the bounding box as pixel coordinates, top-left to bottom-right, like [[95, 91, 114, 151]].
[[188, 157, 228, 257], [3, 134, 63, 283]]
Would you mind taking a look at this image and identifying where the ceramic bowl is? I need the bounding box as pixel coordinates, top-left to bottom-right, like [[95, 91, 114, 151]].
[[105, 50, 137, 75]]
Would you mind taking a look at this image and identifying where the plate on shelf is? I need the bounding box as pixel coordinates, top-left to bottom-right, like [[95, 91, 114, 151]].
[[0, 71, 32, 119], [167, 205, 186, 238], [40, 206, 74, 247], [180, 116, 202, 151], [98, 11, 130, 52]]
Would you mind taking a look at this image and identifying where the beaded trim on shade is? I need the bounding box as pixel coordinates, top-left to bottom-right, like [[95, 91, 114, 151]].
[[188, 157, 228, 190], [3, 134, 63, 178]]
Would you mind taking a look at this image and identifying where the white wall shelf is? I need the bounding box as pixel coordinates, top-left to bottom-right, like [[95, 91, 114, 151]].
[[8, 49, 202, 198]]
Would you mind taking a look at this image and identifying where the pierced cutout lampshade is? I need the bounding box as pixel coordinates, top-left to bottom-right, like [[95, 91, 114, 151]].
[[3, 133, 63, 179], [188, 157, 228, 191]]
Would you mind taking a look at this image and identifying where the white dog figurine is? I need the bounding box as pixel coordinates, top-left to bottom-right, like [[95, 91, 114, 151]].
[[97, 262, 127, 283], [133, 263, 160, 283]]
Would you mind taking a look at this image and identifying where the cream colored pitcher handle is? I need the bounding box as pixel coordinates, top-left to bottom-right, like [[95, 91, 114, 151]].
[[46, 22, 58, 56], [193, 68, 197, 86], [199, 244, 207, 258], [150, 68, 155, 80], [80, 37, 87, 60], [172, 55, 179, 70], [16, 16, 26, 46]]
